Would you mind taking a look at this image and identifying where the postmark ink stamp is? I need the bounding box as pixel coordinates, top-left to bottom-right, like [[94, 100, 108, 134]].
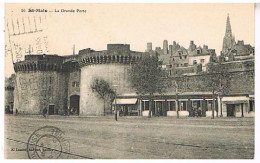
[[27, 126, 70, 159]]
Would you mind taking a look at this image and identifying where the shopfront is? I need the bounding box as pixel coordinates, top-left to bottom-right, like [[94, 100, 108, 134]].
[[113, 98, 139, 116], [221, 96, 253, 117]]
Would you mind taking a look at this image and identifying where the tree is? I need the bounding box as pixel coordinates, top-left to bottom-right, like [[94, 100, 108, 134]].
[[172, 75, 186, 118], [129, 54, 170, 118], [204, 63, 231, 119], [91, 78, 116, 116]]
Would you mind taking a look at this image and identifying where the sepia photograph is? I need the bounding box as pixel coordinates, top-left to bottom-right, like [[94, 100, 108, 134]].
[[3, 2, 256, 160]]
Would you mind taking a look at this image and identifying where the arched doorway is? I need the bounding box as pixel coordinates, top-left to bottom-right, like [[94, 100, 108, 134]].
[[70, 95, 80, 115]]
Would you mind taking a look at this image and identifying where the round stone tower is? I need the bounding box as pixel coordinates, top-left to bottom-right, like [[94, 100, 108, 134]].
[[78, 44, 144, 116], [13, 54, 69, 115]]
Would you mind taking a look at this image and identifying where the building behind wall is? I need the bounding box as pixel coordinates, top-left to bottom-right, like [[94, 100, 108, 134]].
[[151, 40, 217, 76]]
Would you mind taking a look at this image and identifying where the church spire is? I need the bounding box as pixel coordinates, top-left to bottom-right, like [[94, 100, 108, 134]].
[[222, 14, 236, 55], [225, 13, 232, 37]]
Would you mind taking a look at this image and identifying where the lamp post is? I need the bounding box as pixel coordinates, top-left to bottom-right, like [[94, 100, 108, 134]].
[[113, 84, 119, 121], [115, 94, 117, 121]]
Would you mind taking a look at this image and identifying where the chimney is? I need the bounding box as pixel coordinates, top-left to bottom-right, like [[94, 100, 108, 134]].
[[203, 45, 208, 49], [163, 40, 168, 54], [169, 45, 173, 55], [189, 40, 196, 51], [146, 42, 152, 52], [237, 40, 244, 46]]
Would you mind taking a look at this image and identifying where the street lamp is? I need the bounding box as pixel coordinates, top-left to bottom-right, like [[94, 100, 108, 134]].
[[113, 84, 119, 121], [115, 93, 118, 121]]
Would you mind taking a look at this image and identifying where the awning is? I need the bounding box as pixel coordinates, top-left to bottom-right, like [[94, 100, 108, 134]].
[[222, 96, 249, 104], [222, 96, 249, 102], [113, 98, 137, 105], [223, 100, 248, 104]]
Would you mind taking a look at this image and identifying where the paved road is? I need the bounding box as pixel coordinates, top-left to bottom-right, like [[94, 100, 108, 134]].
[[4, 115, 254, 159]]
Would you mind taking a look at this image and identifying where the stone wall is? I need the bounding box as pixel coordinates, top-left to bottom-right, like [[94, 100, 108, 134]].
[[14, 71, 69, 115], [171, 70, 254, 95]]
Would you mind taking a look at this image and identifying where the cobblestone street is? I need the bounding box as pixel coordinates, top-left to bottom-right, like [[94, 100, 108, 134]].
[[4, 115, 254, 159]]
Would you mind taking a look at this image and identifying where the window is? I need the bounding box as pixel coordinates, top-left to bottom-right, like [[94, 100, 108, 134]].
[[249, 100, 254, 111], [72, 81, 80, 87], [142, 101, 149, 111], [184, 63, 188, 67], [169, 101, 176, 111], [180, 56, 182, 59], [193, 60, 197, 65], [200, 59, 205, 63], [236, 104, 240, 112], [197, 49, 201, 54], [207, 100, 213, 111], [179, 101, 187, 111], [184, 56, 187, 59], [178, 51, 183, 55]]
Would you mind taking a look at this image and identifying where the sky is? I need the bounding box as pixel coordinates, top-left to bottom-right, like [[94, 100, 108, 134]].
[[4, 3, 255, 77]]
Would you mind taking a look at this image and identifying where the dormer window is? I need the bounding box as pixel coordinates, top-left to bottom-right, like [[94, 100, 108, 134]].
[[197, 49, 201, 54], [178, 51, 183, 55]]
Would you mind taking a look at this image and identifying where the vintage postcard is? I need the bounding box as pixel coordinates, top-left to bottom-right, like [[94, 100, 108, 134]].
[[4, 3, 255, 159]]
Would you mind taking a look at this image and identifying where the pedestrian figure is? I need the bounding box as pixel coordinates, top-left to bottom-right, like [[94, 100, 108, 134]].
[[67, 106, 70, 116], [16, 109, 18, 115], [43, 107, 47, 118], [192, 107, 195, 117], [70, 107, 74, 115], [158, 107, 161, 117], [197, 107, 202, 117], [156, 107, 160, 117]]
